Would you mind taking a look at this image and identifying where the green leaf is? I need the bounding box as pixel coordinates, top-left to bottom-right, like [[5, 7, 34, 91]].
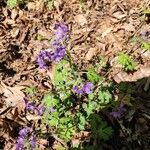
[[117, 53, 137, 71], [76, 113, 86, 131], [57, 146, 66, 150], [89, 114, 113, 141], [141, 42, 150, 51], [25, 86, 35, 96], [43, 94, 59, 108], [88, 93, 95, 100], [7, 0, 17, 8], [143, 9, 150, 15], [82, 101, 96, 116], [36, 34, 44, 41], [49, 117, 58, 126], [98, 89, 112, 104], [86, 68, 101, 84]]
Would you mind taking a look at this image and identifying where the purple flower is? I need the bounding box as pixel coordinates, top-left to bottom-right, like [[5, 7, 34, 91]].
[[24, 98, 35, 112], [110, 104, 126, 119], [16, 137, 24, 150], [73, 82, 93, 94], [37, 105, 45, 116], [16, 127, 32, 150], [19, 128, 28, 138], [141, 30, 150, 42], [51, 46, 66, 61], [19, 127, 32, 137], [26, 103, 35, 112], [73, 86, 83, 94], [37, 50, 51, 69], [54, 23, 68, 42], [82, 82, 93, 94], [30, 134, 36, 150], [37, 23, 69, 69], [110, 111, 122, 118], [49, 107, 55, 113]]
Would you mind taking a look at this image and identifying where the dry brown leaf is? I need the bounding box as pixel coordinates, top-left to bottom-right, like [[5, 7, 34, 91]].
[[101, 27, 113, 38], [47, 63, 56, 83], [85, 47, 98, 61], [0, 82, 25, 107], [3, 19, 16, 26], [27, 2, 36, 10], [26, 114, 41, 121], [74, 14, 87, 26], [54, 0, 62, 12], [11, 9, 18, 20], [113, 11, 126, 20], [11, 28, 20, 38], [122, 23, 135, 32], [112, 65, 150, 83]]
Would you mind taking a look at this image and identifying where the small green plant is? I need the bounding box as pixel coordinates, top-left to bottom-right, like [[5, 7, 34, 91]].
[[25, 86, 36, 96], [7, 0, 17, 8], [39, 59, 113, 143], [7, 0, 26, 8], [143, 9, 150, 15], [117, 53, 137, 71], [44, 0, 54, 10], [86, 68, 102, 84], [141, 41, 150, 51], [90, 114, 113, 141]]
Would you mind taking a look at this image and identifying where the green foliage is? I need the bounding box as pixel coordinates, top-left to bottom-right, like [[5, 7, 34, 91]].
[[25, 86, 36, 96], [54, 60, 74, 88], [7, 0, 26, 8], [7, 0, 17, 8], [117, 53, 137, 71], [82, 101, 96, 117], [42, 93, 76, 141], [86, 68, 102, 84], [44, 0, 54, 10], [40, 59, 114, 145], [98, 88, 112, 105], [118, 82, 133, 94], [141, 41, 150, 51], [90, 114, 113, 141], [143, 9, 150, 15], [36, 34, 45, 41]]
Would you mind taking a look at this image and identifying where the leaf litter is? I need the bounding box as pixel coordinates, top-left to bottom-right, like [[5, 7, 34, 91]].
[[0, 0, 150, 149]]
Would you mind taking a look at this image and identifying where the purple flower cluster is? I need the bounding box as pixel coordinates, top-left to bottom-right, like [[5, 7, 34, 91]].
[[37, 50, 51, 69], [37, 105, 45, 116], [37, 23, 69, 69], [16, 127, 36, 150], [53, 23, 69, 45], [24, 99, 45, 116], [24, 98, 55, 116], [141, 30, 149, 41], [110, 104, 126, 119], [73, 82, 93, 94]]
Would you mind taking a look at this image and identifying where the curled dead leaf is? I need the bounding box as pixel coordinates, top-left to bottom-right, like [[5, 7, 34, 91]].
[[74, 14, 87, 26], [112, 64, 150, 83], [85, 47, 98, 61], [0, 82, 25, 107], [11, 9, 18, 20], [113, 11, 126, 20]]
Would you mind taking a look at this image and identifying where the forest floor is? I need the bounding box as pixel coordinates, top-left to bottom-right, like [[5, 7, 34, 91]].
[[0, 0, 150, 150]]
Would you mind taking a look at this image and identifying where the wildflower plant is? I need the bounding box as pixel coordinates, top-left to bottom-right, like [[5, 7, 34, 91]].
[[38, 58, 114, 142], [16, 127, 36, 150], [19, 22, 118, 149], [117, 53, 137, 71]]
